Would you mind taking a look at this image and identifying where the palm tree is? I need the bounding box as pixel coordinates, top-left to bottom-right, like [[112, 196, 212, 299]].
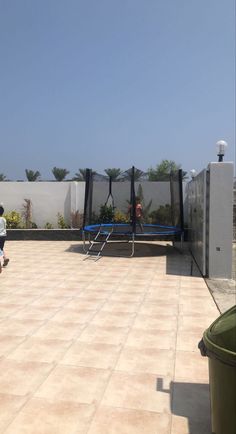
[[73, 169, 96, 181], [25, 169, 41, 181], [52, 167, 70, 181], [104, 168, 122, 181], [0, 173, 6, 181], [73, 169, 87, 181], [123, 167, 146, 181]]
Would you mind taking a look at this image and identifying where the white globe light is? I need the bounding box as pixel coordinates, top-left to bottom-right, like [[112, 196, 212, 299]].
[[216, 140, 228, 156], [190, 169, 197, 178]]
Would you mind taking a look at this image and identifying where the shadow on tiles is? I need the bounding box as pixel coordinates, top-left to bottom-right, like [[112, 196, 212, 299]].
[[156, 378, 211, 434]]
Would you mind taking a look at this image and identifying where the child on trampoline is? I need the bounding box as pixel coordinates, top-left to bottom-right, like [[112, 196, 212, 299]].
[[135, 197, 144, 232], [128, 197, 143, 233]]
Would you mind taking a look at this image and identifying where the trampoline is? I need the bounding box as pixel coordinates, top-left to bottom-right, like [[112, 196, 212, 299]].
[[82, 166, 184, 259]]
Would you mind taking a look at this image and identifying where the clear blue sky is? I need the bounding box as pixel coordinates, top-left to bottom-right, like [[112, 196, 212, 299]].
[[0, 0, 235, 180]]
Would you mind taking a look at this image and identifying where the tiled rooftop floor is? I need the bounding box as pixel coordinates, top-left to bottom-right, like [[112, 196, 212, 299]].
[[0, 241, 219, 434]]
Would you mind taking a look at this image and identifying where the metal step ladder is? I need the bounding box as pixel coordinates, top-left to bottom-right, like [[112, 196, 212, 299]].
[[85, 227, 114, 260]]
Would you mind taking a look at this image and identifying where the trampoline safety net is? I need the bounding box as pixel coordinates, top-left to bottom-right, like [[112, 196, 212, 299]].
[[83, 167, 184, 238]]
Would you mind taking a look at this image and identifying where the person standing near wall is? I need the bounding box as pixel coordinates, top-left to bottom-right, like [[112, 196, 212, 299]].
[[0, 205, 9, 273]]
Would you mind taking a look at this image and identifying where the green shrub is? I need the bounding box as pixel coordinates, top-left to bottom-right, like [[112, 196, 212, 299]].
[[149, 204, 172, 225], [44, 222, 53, 229], [57, 213, 69, 229], [99, 205, 114, 223], [4, 211, 22, 228], [113, 209, 129, 223]]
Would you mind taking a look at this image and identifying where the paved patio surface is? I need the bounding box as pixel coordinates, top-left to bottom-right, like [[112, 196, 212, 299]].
[[0, 240, 220, 434]]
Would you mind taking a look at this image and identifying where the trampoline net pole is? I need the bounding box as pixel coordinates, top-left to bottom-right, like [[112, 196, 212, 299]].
[[170, 171, 175, 227], [130, 166, 136, 234], [105, 175, 114, 210], [83, 169, 93, 229], [178, 169, 184, 232]]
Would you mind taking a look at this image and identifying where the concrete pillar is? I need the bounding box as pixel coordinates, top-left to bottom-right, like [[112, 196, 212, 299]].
[[207, 162, 234, 279]]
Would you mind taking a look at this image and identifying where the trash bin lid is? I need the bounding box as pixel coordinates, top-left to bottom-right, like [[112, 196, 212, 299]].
[[203, 305, 236, 365]]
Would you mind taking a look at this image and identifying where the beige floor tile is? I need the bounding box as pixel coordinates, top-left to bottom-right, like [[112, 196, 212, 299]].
[[51, 308, 96, 323], [60, 342, 121, 369], [79, 325, 130, 345], [35, 365, 110, 404], [178, 314, 217, 333], [102, 371, 171, 413], [0, 359, 53, 395], [175, 351, 209, 382], [56, 281, 88, 290], [125, 329, 176, 349], [0, 318, 45, 337], [48, 286, 85, 297], [4, 398, 95, 434], [109, 292, 144, 302], [171, 415, 189, 433], [0, 303, 24, 318], [145, 291, 179, 302], [176, 330, 204, 352], [7, 337, 71, 363], [151, 279, 180, 288], [88, 406, 171, 434], [115, 285, 145, 293], [180, 278, 207, 287], [133, 314, 177, 331], [116, 347, 175, 376], [0, 335, 25, 357], [32, 321, 85, 340], [11, 305, 60, 321], [29, 295, 72, 308], [86, 283, 116, 291], [179, 287, 211, 297], [75, 290, 112, 299], [0, 293, 40, 305], [93, 277, 122, 284], [0, 393, 28, 432], [100, 301, 141, 313], [91, 311, 136, 327], [179, 296, 217, 315], [65, 298, 106, 310], [139, 301, 178, 315]]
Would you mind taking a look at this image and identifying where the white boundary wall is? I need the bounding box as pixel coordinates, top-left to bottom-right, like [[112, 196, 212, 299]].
[[0, 182, 85, 228], [187, 169, 207, 276], [187, 162, 234, 279]]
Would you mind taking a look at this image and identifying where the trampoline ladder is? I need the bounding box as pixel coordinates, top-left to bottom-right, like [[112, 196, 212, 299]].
[[85, 228, 113, 260]]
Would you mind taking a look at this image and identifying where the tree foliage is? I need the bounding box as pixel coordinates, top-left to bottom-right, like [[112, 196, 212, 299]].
[[25, 169, 41, 182], [147, 160, 188, 181], [52, 167, 69, 181], [0, 173, 6, 181]]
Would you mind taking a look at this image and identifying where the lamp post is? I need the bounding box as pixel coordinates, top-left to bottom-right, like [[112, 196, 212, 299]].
[[190, 169, 197, 179], [216, 140, 228, 162]]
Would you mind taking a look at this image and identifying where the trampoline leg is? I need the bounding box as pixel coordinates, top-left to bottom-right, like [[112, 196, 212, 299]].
[[82, 231, 91, 253], [82, 231, 87, 253], [130, 234, 135, 257], [180, 232, 184, 252]]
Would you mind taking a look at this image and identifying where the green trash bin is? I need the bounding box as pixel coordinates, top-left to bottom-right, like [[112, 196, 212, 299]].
[[199, 305, 236, 434]]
